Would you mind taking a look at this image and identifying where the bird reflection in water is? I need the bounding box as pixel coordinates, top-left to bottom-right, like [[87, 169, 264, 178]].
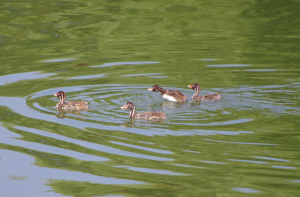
[[121, 119, 166, 130], [55, 109, 86, 120]]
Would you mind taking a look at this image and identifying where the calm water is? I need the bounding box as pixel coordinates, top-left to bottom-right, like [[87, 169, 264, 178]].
[[0, 0, 300, 196]]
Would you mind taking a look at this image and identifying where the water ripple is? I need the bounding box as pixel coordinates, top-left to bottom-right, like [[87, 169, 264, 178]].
[[253, 156, 289, 162], [228, 159, 269, 164], [44, 58, 76, 62], [198, 160, 228, 164], [15, 126, 172, 161], [206, 64, 251, 67], [90, 61, 160, 68], [110, 141, 173, 154], [0, 149, 145, 194], [271, 166, 297, 170], [232, 188, 260, 193], [1, 125, 104, 162], [0, 71, 55, 86], [113, 165, 189, 175]]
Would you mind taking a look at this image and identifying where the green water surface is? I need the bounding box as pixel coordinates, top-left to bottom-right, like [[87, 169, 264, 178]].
[[0, 0, 300, 196]]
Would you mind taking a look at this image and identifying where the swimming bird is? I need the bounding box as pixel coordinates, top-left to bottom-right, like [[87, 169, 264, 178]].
[[188, 83, 221, 101], [148, 85, 187, 103], [54, 91, 89, 111], [121, 101, 166, 120]]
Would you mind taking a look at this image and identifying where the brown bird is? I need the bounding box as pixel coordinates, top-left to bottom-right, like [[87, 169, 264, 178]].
[[121, 102, 166, 120], [188, 83, 221, 101], [148, 85, 187, 103], [54, 91, 88, 111]]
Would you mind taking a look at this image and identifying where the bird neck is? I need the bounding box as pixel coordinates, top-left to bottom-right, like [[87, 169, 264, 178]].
[[56, 94, 66, 108], [158, 86, 165, 95], [192, 85, 201, 98], [129, 106, 136, 118]]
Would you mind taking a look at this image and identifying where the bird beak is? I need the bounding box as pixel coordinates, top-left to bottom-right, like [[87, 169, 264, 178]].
[[121, 105, 128, 109], [148, 88, 153, 91], [54, 93, 57, 96], [188, 85, 192, 88]]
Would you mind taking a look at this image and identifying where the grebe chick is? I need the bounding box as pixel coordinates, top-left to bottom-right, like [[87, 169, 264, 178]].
[[54, 91, 89, 111], [121, 102, 166, 120], [188, 83, 221, 101], [148, 85, 187, 103]]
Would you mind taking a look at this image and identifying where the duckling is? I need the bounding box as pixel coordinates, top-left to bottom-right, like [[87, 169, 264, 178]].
[[121, 102, 166, 120], [54, 91, 88, 111], [188, 83, 221, 101], [148, 85, 187, 103]]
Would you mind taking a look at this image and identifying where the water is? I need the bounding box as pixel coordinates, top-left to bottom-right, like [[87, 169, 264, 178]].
[[1, 0, 300, 196]]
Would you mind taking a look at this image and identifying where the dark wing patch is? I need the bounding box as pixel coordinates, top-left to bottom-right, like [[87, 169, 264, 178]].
[[165, 89, 185, 96], [202, 93, 222, 101]]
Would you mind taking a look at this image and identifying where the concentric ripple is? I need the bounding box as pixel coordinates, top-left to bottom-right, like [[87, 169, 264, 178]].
[[24, 82, 300, 137], [25, 84, 249, 136], [1, 70, 299, 196]]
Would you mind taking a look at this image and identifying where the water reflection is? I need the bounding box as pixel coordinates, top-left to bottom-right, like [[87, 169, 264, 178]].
[[245, 69, 277, 72], [206, 64, 251, 67], [198, 161, 228, 165], [14, 126, 173, 161], [2, 0, 300, 195], [3, 79, 298, 139], [173, 164, 205, 169], [110, 141, 173, 154], [120, 73, 162, 77], [113, 165, 189, 176], [228, 159, 269, 164], [253, 156, 289, 162], [90, 61, 160, 68], [0, 71, 55, 86], [68, 74, 106, 80], [1, 125, 108, 162], [44, 58, 76, 63], [271, 166, 297, 170], [0, 149, 144, 196], [232, 188, 260, 193], [55, 110, 86, 119]]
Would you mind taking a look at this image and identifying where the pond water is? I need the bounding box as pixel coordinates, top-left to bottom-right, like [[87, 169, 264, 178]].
[[0, 0, 300, 196]]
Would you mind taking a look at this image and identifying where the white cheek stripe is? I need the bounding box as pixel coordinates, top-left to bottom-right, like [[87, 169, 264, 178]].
[[162, 94, 177, 102]]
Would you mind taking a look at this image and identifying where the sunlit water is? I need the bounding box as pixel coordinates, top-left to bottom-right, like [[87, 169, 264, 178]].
[[1, 0, 300, 197]]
